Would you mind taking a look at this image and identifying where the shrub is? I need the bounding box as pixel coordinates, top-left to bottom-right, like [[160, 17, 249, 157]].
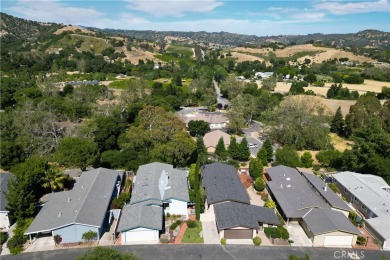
[[160, 238, 169, 244], [187, 220, 197, 228], [312, 164, 321, 171], [264, 226, 289, 240], [253, 236, 262, 246], [0, 232, 7, 245], [170, 223, 178, 230], [166, 212, 171, 218], [357, 236, 366, 245], [81, 230, 98, 242], [220, 238, 226, 245], [264, 200, 276, 209], [254, 177, 265, 192], [53, 234, 62, 245], [7, 234, 25, 254], [175, 220, 182, 225], [328, 183, 340, 194]]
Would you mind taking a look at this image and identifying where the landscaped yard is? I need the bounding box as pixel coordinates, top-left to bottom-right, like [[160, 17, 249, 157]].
[[181, 220, 204, 243]]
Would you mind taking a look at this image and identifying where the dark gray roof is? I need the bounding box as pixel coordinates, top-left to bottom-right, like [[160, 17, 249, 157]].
[[25, 168, 123, 235], [131, 162, 189, 205], [266, 166, 329, 218], [303, 208, 360, 235], [202, 163, 250, 205], [0, 173, 11, 212], [301, 172, 350, 211], [214, 202, 280, 230], [117, 203, 163, 232]]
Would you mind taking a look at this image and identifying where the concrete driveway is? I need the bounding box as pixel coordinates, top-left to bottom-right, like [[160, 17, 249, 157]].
[[287, 224, 313, 247], [246, 186, 264, 207], [24, 235, 55, 253], [201, 221, 220, 244]]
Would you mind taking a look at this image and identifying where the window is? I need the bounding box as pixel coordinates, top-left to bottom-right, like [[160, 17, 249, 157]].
[[344, 187, 349, 194], [361, 204, 366, 210]]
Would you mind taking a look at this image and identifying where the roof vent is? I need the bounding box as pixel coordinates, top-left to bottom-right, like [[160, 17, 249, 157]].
[[81, 185, 85, 188], [286, 178, 291, 181], [287, 185, 291, 188], [324, 186, 327, 192], [67, 197, 71, 202], [58, 212, 62, 217]]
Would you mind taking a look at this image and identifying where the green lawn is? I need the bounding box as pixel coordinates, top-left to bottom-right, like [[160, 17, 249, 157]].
[[167, 44, 193, 57], [181, 220, 204, 243]]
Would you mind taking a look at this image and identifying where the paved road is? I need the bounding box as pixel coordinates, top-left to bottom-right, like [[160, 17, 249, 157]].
[[243, 121, 263, 157], [213, 79, 229, 107], [4, 244, 389, 260]]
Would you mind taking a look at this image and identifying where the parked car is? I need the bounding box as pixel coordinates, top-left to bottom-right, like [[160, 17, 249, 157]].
[[248, 143, 257, 149]]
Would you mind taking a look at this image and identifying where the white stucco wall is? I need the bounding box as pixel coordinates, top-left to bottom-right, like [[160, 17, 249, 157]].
[[312, 231, 357, 247], [122, 228, 159, 242], [0, 212, 10, 231], [166, 200, 188, 216]]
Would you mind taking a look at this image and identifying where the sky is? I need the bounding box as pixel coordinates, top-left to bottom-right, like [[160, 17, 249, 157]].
[[2, 0, 390, 36]]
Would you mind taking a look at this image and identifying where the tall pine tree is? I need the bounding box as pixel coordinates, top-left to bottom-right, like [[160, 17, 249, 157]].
[[228, 136, 239, 160], [330, 107, 344, 136], [263, 138, 273, 162], [215, 137, 227, 160], [196, 135, 207, 155], [257, 146, 268, 166], [238, 137, 250, 161]]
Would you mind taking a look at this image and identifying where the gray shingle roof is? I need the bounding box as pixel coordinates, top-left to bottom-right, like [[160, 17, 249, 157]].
[[301, 172, 350, 212], [202, 163, 250, 205], [117, 203, 163, 232], [303, 208, 360, 235], [0, 172, 11, 212], [266, 166, 329, 218], [131, 162, 189, 205], [333, 171, 390, 240], [214, 202, 280, 230], [25, 168, 123, 235]]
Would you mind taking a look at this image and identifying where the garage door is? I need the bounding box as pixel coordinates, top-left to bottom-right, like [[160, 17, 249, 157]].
[[224, 229, 253, 239], [124, 229, 158, 242], [324, 235, 353, 247]]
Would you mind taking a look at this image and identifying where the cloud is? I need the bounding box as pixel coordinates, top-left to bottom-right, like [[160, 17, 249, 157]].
[[264, 6, 325, 21], [7, 0, 104, 24], [124, 0, 223, 17], [315, 0, 390, 15]]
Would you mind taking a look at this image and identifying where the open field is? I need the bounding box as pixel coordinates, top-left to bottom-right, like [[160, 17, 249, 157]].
[[54, 25, 95, 35], [124, 47, 157, 64], [230, 51, 265, 62], [166, 44, 193, 57], [232, 44, 375, 64], [274, 79, 389, 96], [330, 133, 354, 151]]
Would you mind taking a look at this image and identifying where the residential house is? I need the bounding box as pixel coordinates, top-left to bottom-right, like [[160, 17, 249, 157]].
[[266, 166, 359, 247], [202, 162, 279, 240], [0, 172, 11, 231], [203, 130, 231, 154], [25, 168, 123, 244], [333, 172, 390, 250], [117, 162, 189, 243], [179, 111, 228, 129], [255, 72, 273, 79]]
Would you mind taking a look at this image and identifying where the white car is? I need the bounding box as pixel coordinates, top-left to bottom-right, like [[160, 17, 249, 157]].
[[248, 143, 258, 149]]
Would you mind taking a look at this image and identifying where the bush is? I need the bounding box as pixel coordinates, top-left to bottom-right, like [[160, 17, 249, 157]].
[[175, 220, 182, 225], [166, 212, 171, 218], [81, 230, 98, 242], [53, 234, 62, 245], [220, 238, 226, 245], [170, 223, 178, 230], [254, 177, 265, 192], [7, 234, 25, 254], [0, 232, 7, 245], [357, 236, 366, 245], [253, 236, 262, 246], [160, 238, 169, 244], [187, 219, 197, 228], [264, 226, 289, 240], [312, 164, 321, 171]]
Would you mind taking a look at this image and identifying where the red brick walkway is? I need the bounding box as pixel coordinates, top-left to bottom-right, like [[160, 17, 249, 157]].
[[174, 216, 196, 244], [353, 226, 381, 250]]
